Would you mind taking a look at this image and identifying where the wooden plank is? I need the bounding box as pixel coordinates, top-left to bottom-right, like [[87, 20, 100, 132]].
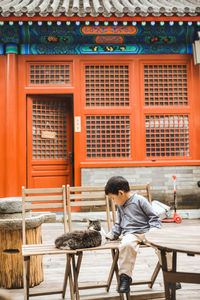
[[23, 188, 63, 194], [22, 247, 76, 256], [62, 186, 67, 233], [129, 292, 165, 299], [74, 243, 120, 252], [29, 289, 63, 297], [70, 200, 106, 207], [25, 195, 63, 201], [69, 186, 105, 192], [25, 203, 63, 209], [78, 283, 108, 290], [129, 185, 148, 190], [129, 185, 150, 202], [69, 194, 106, 200], [22, 241, 120, 256], [67, 184, 72, 232], [130, 280, 152, 286], [164, 271, 200, 284]]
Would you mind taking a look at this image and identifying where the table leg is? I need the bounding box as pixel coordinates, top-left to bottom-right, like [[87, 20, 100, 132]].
[[161, 249, 171, 300], [171, 251, 177, 299]]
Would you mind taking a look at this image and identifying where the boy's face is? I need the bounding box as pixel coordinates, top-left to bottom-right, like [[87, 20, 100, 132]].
[[108, 190, 130, 206]]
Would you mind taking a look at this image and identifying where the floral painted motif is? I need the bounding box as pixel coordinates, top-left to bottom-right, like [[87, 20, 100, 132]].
[[95, 36, 123, 44], [81, 26, 137, 35]]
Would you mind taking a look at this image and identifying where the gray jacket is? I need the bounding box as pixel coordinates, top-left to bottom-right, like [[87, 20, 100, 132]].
[[111, 193, 162, 238]]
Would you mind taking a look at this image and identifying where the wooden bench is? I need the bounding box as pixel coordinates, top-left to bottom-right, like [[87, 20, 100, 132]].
[[21, 186, 77, 300]]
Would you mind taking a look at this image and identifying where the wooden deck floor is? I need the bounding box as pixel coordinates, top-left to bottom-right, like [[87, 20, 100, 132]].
[[5, 219, 200, 300]]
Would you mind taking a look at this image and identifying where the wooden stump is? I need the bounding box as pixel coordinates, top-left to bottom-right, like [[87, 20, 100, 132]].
[[0, 226, 43, 288]]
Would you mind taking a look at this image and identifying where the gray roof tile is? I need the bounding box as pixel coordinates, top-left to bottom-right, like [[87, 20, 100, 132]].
[[0, 0, 199, 17]]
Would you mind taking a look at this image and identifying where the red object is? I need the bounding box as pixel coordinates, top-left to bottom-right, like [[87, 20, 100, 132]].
[[162, 211, 182, 224], [162, 175, 182, 224]]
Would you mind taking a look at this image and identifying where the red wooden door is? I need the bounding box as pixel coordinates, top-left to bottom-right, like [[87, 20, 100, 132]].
[[27, 95, 73, 188]]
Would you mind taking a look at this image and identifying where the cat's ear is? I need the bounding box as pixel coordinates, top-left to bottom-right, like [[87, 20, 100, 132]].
[[88, 218, 95, 224]]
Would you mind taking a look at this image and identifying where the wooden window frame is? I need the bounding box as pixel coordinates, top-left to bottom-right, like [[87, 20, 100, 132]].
[[78, 56, 199, 168], [81, 61, 134, 162], [26, 61, 73, 87], [141, 60, 192, 162]]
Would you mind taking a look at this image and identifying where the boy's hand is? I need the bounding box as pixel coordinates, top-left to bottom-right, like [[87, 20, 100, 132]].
[[106, 232, 115, 240]]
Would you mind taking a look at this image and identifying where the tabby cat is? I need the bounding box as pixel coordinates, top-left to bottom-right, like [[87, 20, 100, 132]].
[[55, 220, 106, 250]]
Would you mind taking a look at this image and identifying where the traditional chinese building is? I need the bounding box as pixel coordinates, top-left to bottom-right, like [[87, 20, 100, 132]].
[[0, 0, 200, 207]]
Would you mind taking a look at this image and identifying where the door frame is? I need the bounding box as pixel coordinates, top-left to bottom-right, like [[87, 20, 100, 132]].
[[26, 94, 74, 188]]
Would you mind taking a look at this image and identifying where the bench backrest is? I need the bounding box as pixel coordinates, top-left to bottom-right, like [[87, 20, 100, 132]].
[[110, 184, 152, 223], [22, 185, 67, 244], [66, 185, 111, 232]]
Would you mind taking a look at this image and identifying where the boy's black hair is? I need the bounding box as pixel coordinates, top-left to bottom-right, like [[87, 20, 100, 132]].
[[105, 176, 130, 195]]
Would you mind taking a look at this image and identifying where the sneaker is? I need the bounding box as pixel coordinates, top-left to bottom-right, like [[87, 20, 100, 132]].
[[118, 273, 132, 293], [175, 282, 182, 290], [169, 282, 182, 290]]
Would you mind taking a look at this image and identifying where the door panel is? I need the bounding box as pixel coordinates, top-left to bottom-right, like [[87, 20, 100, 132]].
[[27, 95, 73, 188]]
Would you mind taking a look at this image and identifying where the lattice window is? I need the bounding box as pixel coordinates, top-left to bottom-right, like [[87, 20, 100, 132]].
[[86, 115, 130, 158], [144, 64, 188, 106], [28, 63, 72, 86], [145, 115, 189, 157], [32, 99, 67, 159], [85, 65, 129, 106]]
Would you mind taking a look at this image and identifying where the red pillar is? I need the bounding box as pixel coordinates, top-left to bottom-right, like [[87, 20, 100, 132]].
[[5, 53, 18, 196], [0, 56, 6, 197]]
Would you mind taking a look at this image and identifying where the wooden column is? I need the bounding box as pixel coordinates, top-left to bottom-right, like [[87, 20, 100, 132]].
[[5, 52, 18, 196], [0, 55, 6, 196]]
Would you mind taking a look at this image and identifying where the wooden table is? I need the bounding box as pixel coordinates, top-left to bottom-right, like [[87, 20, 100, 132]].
[[145, 227, 200, 300]]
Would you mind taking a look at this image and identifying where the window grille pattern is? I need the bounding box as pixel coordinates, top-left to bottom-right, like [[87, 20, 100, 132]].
[[28, 63, 71, 85], [86, 115, 130, 158], [145, 115, 189, 157], [144, 64, 188, 106], [85, 65, 129, 106], [32, 99, 67, 159]]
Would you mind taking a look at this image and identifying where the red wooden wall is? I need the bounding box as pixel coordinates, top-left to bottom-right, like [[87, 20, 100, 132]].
[[0, 54, 200, 197], [0, 56, 6, 197]]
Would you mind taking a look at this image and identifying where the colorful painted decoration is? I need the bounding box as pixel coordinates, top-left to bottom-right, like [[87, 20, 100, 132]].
[[0, 22, 197, 55], [95, 36, 124, 44], [47, 36, 59, 42], [81, 26, 137, 35]]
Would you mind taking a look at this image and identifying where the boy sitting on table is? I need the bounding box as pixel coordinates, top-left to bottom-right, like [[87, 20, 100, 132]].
[[105, 175, 162, 293], [105, 176, 181, 293]]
